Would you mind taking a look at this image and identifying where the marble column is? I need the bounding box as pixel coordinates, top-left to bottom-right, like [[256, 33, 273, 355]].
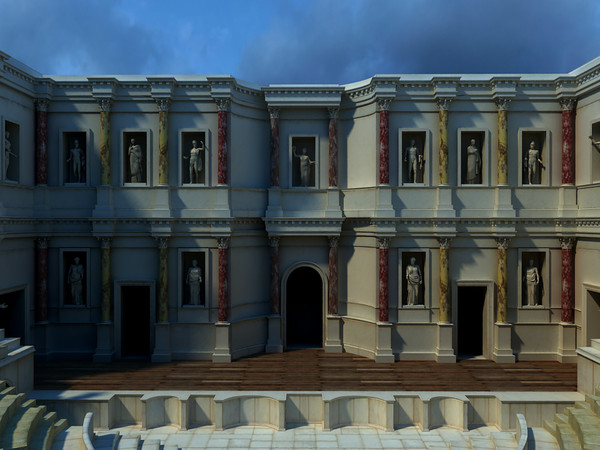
[[328, 107, 339, 187], [377, 99, 391, 185], [100, 238, 111, 323], [98, 99, 112, 185], [216, 99, 230, 185], [328, 237, 339, 315], [378, 238, 390, 322], [156, 99, 170, 185], [496, 238, 510, 323], [269, 108, 279, 187], [34, 99, 49, 185], [438, 238, 451, 323], [35, 238, 49, 323], [560, 238, 576, 323], [560, 98, 576, 185], [157, 238, 169, 323], [495, 98, 511, 185], [269, 237, 280, 315], [217, 237, 230, 322], [436, 98, 452, 185]]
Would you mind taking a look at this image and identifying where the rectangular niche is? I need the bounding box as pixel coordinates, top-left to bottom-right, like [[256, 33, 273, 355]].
[[180, 130, 208, 185], [61, 131, 88, 185], [591, 121, 600, 183], [290, 135, 318, 188], [180, 250, 208, 307], [519, 129, 549, 186], [399, 129, 429, 185], [400, 251, 426, 307], [122, 130, 149, 185], [3, 120, 20, 182], [458, 129, 488, 186], [519, 250, 548, 308], [60, 249, 89, 307]]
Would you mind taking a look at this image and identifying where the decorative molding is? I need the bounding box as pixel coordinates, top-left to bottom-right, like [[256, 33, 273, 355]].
[[328, 236, 339, 248], [376, 98, 392, 112], [36, 237, 49, 249], [559, 98, 576, 111], [215, 98, 231, 111], [560, 237, 577, 250], [217, 237, 230, 249], [155, 98, 171, 112], [327, 107, 339, 119], [34, 98, 49, 112], [438, 237, 452, 249], [496, 237, 511, 249], [99, 237, 112, 249], [268, 236, 280, 248], [268, 107, 279, 120], [377, 237, 390, 249], [435, 98, 453, 111], [156, 237, 169, 249], [97, 98, 112, 112], [494, 97, 511, 111]]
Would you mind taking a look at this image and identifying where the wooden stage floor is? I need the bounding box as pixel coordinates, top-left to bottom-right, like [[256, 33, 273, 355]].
[[34, 349, 577, 392]]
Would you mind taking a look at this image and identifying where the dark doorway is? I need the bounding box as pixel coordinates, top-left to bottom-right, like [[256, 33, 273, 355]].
[[286, 266, 323, 348], [457, 286, 486, 359], [0, 290, 25, 341], [120, 286, 151, 358]]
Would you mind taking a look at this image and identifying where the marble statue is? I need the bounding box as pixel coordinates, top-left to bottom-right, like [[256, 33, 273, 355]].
[[67, 257, 84, 305], [524, 259, 540, 306], [128, 138, 143, 182], [293, 146, 315, 186], [404, 139, 424, 183], [4, 131, 17, 178], [186, 259, 203, 305], [524, 141, 543, 184], [66, 139, 84, 183], [466, 139, 481, 184], [405, 257, 422, 306], [183, 140, 204, 184]]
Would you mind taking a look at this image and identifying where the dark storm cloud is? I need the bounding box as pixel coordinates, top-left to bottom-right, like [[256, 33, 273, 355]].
[[0, 0, 171, 75], [237, 0, 600, 85]]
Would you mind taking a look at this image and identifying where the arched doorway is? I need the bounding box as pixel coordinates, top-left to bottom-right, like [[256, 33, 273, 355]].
[[285, 265, 324, 348]]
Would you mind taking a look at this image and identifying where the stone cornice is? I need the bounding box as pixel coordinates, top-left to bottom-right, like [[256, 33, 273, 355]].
[[262, 85, 344, 108]]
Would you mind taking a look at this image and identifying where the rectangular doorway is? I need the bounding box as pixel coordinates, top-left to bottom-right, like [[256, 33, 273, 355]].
[[120, 285, 151, 358], [586, 290, 600, 346], [457, 286, 487, 359], [0, 289, 26, 342]]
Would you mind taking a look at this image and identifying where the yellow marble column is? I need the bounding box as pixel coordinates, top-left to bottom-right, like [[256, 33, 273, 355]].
[[100, 238, 111, 322], [157, 99, 170, 185], [438, 237, 451, 323], [495, 98, 511, 185], [436, 99, 451, 184], [99, 99, 112, 185], [158, 238, 169, 323], [496, 238, 510, 323]]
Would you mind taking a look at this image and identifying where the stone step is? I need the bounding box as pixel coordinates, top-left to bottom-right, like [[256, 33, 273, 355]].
[[586, 394, 600, 416], [575, 400, 593, 410], [543, 419, 558, 439], [0, 393, 26, 434], [0, 329, 4, 339], [141, 438, 161, 449], [566, 406, 600, 449], [0, 337, 21, 353], [30, 412, 57, 450], [591, 339, 600, 351], [556, 423, 582, 450], [0, 402, 47, 450], [554, 413, 569, 424], [0, 386, 17, 398], [118, 434, 141, 449]]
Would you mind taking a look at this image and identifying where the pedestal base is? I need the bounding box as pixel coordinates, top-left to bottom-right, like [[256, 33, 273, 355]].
[[213, 322, 232, 363], [152, 322, 172, 363], [265, 316, 283, 353], [436, 322, 456, 363], [93, 322, 114, 362], [324, 316, 343, 353], [493, 322, 515, 363], [375, 322, 394, 363], [557, 322, 577, 363]]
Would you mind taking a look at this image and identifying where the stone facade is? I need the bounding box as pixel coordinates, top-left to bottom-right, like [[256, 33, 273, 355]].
[[1, 51, 600, 363]]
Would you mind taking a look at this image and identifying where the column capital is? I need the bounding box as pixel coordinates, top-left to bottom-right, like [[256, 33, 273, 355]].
[[438, 237, 452, 249], [494, 97, 511, 111], [36, 237, 49, 249], [98, 237, 112, 249], [217, 237, 230, 249], [376, 97, 392, 112], [377, 237, 390, 249], [156, 237, 169, 249], [328, 236, 339, 248], [155, 98, 171, 112], [327, 107, 339, 119], [215, 98, 231, 111], [559, 97, 577, 111], [268, 236, 280, 248], [268, 107, 279, 119], [560, 237, 577, 250], [96, 98, 112, 112], [496, 237, 511, 249], [435, 97, 453, 111], [34, 98, 49, 112]]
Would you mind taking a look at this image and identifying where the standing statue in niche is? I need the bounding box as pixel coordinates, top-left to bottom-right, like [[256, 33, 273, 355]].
[[524, 259, 540, 306], [186, 259, 203, 305], [405, 257, 423, 306], [404, 139, 424, 183], [524, 141, 544, 184], [4, 131, 17, 178], [66, 139, 84, 183], [128, 138, 143, 182], [293, 146, 315, 186], [67, 257, 84, 305], [466, 139, 482, 184], [183, 139, 204, 184]]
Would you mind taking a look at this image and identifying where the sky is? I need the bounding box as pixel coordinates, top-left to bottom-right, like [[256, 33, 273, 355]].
[[0, 0, 599, 85]]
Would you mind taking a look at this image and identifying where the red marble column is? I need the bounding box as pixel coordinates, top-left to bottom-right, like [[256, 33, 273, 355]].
[[328, 108, 339, 187], [269, 108, 279, 187], [269, 237, 280, 315], [35, 238, 49, 322], [34, 99, 49, 185], [217, 237, 230, 322], [377, 99, 391, 185], [217, 99, 230, 185], [560, 98, 576, 185], [157, 238, 169, 323], [100, 238, 112, 322], [378, 238, 390, 322], [328, 237, 339, 315], [560, 238, 576, 323]]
